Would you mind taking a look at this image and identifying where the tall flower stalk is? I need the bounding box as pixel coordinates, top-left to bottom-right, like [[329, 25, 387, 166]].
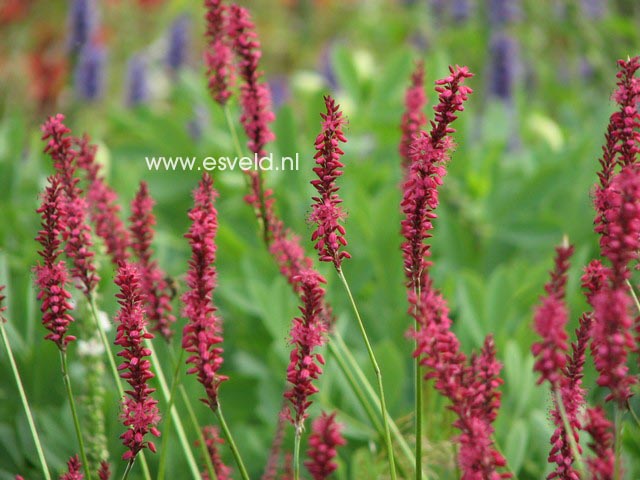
[[181, 173, 249, 480], [304, 412, 346, 480]]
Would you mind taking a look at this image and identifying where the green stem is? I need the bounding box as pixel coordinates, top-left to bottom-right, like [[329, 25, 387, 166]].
[[60, 350, 92, 480], [146, 341, 201, 479], [157, 348, 184, 480], [88, 298, 152, 480], [121, 458, 135, 480], [293, 427, 302, 480], [214, 405, 250, 480], [337, 268, 397, 480], [0, 321, 52, 480], [413, 284, 423, 480], [554, 388, 585, 478], [627, 400, 640, 430]]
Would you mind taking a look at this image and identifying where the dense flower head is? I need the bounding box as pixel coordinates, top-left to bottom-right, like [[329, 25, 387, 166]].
[[97, 461, 110, 480], [584, 407, 615, 479], [182, 173, 228, 409], [166, 14, 190, 72], [74, 41, 106, 101], [60, 455, 83, 480], [309, 95, 350, 270], [284, 270, 328, 429], [129, 182, 175, 341], [581, 259, 608, 307], [431, 65, 474, 145], [399, 61, 427, 170], [114, 262, 160, 460], [41, 114, 99, 295], [200, 426, 232, 480], [67, 0, 97, 53], [228, 3, 275, 157], [304, 412, 346, 480], [204, 0, 234, 105], [532, 244, 573, 386], [35, 175, 76, 350]]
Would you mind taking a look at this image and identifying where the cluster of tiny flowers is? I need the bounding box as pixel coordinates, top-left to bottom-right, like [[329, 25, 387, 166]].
[[284, 270, 328, 430], [75, 135, 131, 265], [129, 182, 176, 341], [200, 426, 232, 480], [584, 406, 615, 479], [181, 173, 228, 410], [205, 0, 233, 104], [304, 412, 346, 480], [262, 406, 289, 480], [42, 114, 98, 295], [97, 461, 110, 480], [309, 95, 350, 270], [399, 61, 427, 171], [531, 244, 573, 386], [60, 455, 83, 480], [34, 176, 76, 350], [114, 263, 160, 461], [610, 57, 640, 169], [400, 66, 473, 289]]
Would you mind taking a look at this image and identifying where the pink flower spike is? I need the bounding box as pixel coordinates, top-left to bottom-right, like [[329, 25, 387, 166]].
[[41, 114, 98, 295], [399, 61, 427, 172], [284, 270, 328, 429], [97, 461, 110, 480], [584, 406, 615, 480], [34, 175, 76, 350], [304, 411, 346, 480], [181, 173, 228, 410], [531, 243, 573, 386], [60, 455, 83, 480], [205, 0, 234, 105], [199, 426, 232, 480], [309, 95, 350, 270], [114, 262, 160, 460], [129, 181, 176, 341], [0, 285, 5, 316]]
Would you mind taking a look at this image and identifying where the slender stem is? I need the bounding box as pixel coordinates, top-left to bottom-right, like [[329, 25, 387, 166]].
[[214, 405, 250, 480], [336, 268, 397, 480], [626, 279, 640, 313], [413, 284, 423, 480], [60, 350, 92, 480], [0, 321, 52, 480], [178, 384, 217, 480], [88, 298, 152, 480], [293, 428, 302, 480], [157, 348, 184, 480], [554, 388, 585, 478], [146, 341, 201, 479], [121, 458, 135, 480], [627, 400, 640, 430], [223, 104, 244, 161]]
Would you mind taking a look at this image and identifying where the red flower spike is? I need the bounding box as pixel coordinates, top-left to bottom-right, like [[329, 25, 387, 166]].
[[205, 0, 234, 105], [304, 411, 346, 480], [309, 95, 350, 270], [114, 262, 160, 460], [584, 406, 615, 480], [129, 182, 176, 341], [181, 173, 228, 410], [75, 135, 130, 265], [41, 114, 98, 295], [200, 426, 232, 480], [399, 61, 427, 172], [60, 455, 83, 480], [34, 175, 76, 350], [97, 461, 110, 480], [284, 270, 328, 429]]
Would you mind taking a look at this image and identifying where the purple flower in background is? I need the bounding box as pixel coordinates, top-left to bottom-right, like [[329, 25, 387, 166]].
[[166, 14, 190, 72], [187, 105, 210, 141], [268, 75, 290, 110], [67, 0, 98, 53], [429, 0, 447, 22], [451, 0, 470, 24], [319, 45, 338, 91], [580, 0, 607, 19], [125, 53, 149, 107], [488, 32, 518, 102], [488, 0, 521, 26], [74, 41, 105, 101]]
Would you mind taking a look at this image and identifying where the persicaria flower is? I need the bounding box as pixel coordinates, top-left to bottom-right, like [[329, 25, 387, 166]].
[[97, 461, 110, 480], [182, 173, 228, 410], [0, 285, 5, 316], [60, 455, 83, 480], [114, 262, 160, 460], [34, 175, 76, 350], [204, 0, 233, 105], [199, 426, 232, 480], [304, 412, 346, 480], [129, 182, 176, 341], [284, 270, 328, 430], [309, 95, 350, 270], [399, 61, 427, 171], [584, 406, 615, 480]]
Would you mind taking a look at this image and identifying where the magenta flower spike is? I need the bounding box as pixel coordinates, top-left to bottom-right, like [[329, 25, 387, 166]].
[[304, 412, 346, 480], [584, 406, 615, 479], [60, 455, 83, 480], [113, 262, 160, 461], [41, 114, 98, 296], [399, 61, 427, 172], [205, 0, 234, 105], [34, 175, 76, 351], [75, 135, 131, 265], [284, 270, 328, 430], [129, 181, 176, 341], [97, 461, 110, 480], [309, 95, 350, 270], [200, 426, 232, 480], [181, 173, 228, 410]]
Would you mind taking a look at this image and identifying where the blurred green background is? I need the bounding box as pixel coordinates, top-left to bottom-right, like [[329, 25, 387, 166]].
[[1, 0, 640, 478]]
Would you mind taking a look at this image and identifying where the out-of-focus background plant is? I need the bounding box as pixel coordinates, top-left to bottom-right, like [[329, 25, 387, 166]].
[[1, 0, 639, 479]]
